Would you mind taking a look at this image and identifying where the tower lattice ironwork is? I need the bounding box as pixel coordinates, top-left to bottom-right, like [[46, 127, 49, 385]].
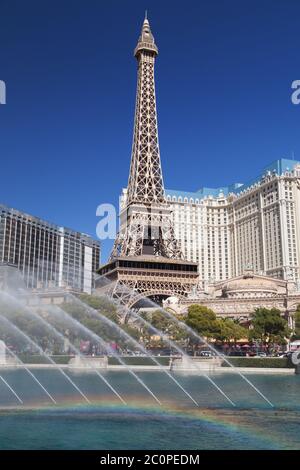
[[97, 17, 198, 306], [110, 16, 182, 260], [127, 17, 164, 206]]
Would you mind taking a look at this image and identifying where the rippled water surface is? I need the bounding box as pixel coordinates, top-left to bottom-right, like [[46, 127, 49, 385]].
[[0, 370, 299, 449]]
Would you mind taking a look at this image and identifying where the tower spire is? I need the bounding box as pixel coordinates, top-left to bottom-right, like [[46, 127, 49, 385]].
[[128, 16, 162, 205], [134, 14, 158, 59]]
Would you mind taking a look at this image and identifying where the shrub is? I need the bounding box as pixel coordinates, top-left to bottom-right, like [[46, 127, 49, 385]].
[[222, 357, 293, 368], [17, 354, 73, 364], [108, 356, 170, 366]]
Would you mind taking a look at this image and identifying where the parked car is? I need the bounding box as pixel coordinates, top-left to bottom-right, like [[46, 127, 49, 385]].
[[289, 340, 300, 351], [148, 349, 172, 356], [227, 351, 247, 357], [199, 350, 213, 357]]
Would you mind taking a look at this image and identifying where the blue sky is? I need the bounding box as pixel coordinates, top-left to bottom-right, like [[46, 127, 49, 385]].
[[0, 0, 299, 262]]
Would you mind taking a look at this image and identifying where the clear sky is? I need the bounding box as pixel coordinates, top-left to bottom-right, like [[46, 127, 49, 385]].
[[0, 0, 299, 262]]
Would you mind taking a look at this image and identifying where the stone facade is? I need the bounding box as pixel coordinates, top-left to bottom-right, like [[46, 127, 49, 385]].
[[164, 270, 300, 330], [165, 160, 300, 287]]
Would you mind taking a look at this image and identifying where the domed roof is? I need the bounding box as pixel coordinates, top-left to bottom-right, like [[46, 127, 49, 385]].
[[224, 275, 279, 294]]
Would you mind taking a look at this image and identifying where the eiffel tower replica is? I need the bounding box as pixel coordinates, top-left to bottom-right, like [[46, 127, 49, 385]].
[[97, 16, 198, 307]]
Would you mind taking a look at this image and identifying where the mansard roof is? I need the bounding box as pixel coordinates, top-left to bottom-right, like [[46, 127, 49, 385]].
[[166, 158, 300, 201]]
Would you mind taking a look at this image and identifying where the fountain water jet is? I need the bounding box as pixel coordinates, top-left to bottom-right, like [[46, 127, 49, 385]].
[[42, 304, 162, 406], [102, 295, 236, 407], [0, 313, 91, 404], [0, 373, 23, 404], [96, 276, 273, 407], [0, 309, 57, 404], [0, 294, 126, 406], [138, 295, 274, 408], [0, 264, 275, 409], [4, 343, 57, 404], [64, 294, 200, 407]]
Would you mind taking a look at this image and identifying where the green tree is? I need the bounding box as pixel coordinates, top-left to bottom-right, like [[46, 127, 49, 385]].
[[138, 310, 187, 348], [216, 318, 248, 345], [0, 300, 62, 353], [185, 305, 219, 340], [59, 297, 140, 351], [292, 306, 300, 340], [79, 294, 119, 323], [249, 308, 290, 348]]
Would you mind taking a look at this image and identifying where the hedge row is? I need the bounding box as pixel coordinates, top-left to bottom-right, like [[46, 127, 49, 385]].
[[221, 357, 293, 368], [12, 355, 171, 366], [14, 355, 294, 368], [16, 354, 73, 364], [108, 356, 170, 366]]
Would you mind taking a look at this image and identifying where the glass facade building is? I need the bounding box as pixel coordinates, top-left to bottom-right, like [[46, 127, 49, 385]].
[[0, 204, 100, 293]]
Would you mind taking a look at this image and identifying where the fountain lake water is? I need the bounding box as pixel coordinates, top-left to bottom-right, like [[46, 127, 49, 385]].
[[0, 266, 295, 449]]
